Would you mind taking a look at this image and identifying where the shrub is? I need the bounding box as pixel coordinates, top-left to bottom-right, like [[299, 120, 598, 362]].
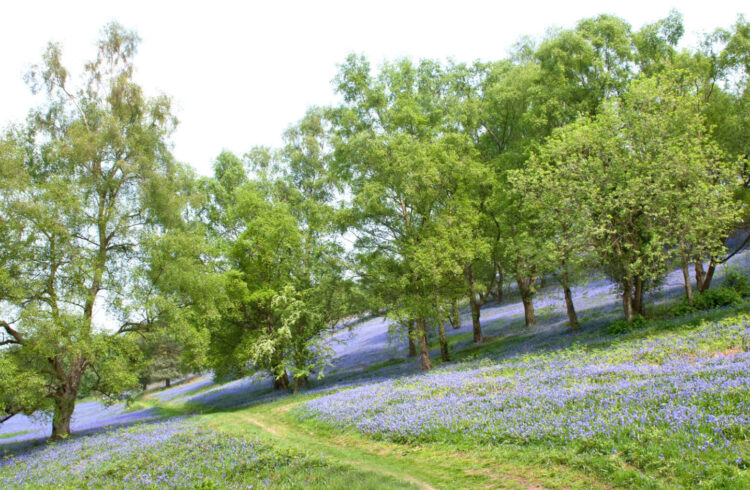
[[693, 287, 742, 310], [671, 302, 697, 317], [723, 266, 750, 297], [606, 315, 648, 335]]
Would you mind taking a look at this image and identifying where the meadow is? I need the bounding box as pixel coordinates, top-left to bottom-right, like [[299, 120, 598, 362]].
[[2, 258, 750, 488]]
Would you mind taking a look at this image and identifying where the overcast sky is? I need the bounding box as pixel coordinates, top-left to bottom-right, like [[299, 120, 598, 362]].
[[1, 1, 747, 176]]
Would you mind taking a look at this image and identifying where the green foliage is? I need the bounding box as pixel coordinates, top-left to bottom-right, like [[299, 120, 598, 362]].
[[0, 23, 209, 437], [520, 69, 742, 322], [330, 56, 489, 368], [723, 266, 750, 296], [203, 110, 347, 389], [693, 287, 743, 310], [671, 302, 698, 317], [606, 315, 648, 335]]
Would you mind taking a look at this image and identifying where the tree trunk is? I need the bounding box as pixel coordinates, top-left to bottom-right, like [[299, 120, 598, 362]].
[[695, 261, 706, 291], [493, 265, 504, 303], [450, 300, 461, 329], [407, 319, 417, 357], [437, 321, 450, 362], [165, 378, 171, 388], [273, 371, 290, 391], [516, 275, 536, 327], [469, 295, 483, 343], [560, 269, 579, 330], [539, 276, 547, 289], [633, 277, 644, 316], [293, 374, 308, 393], [521, 296, 536, 327], [50, 358, 85, 441], [682, 263, 694, 305], [51, 394, 75, 441], [697, 260, 716, 293], [465, 265, 484, 342], [622, 277, 634, 323], [416, 317, 432, 371]]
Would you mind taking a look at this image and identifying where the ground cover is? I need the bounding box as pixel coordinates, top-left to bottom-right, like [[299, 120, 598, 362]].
[[0, 415, 414, 489], [2, 257, 749, 488], [297, 314, 750, 487]]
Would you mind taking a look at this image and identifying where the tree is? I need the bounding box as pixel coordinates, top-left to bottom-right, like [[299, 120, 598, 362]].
[[680, 15, 750, 291], [524, 71, 741, 322], [136, 327, 205, 389], [331, 56, 487, 369], [0, 24, 200, 439], [203, 111, 346, 391]]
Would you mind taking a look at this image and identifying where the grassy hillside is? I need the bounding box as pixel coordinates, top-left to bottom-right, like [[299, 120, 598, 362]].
[[2, 269, 750, 488]]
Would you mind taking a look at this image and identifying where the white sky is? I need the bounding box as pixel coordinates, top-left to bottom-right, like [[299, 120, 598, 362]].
[[1, 1, 747, 176]]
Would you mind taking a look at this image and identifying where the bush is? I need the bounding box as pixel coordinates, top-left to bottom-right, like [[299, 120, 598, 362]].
[[606, 315, 648, 335], [671, 302, 697, 317], [723, 267, 750, 297], [693, 287, 742, 310]]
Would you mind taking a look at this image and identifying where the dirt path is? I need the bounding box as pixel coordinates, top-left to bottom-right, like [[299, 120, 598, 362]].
[[237, 413, 283, 437]]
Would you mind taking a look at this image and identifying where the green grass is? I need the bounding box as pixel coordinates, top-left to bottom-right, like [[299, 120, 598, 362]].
[[204, 395, 604, 489], [357, 356, 407, 374], [0, 431, 29, 441]]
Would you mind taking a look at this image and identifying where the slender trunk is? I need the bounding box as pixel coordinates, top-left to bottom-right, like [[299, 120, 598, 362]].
[[450, 300, 461, 329], [437, 321, 450, 362], [633, 277, 644, 316], [51, 393, 75, 441], [682, 263, 694, 305], [465, 265, 483, 342], [700, 260, 716, 293], [469, 296, 483, 343], [539, 276, 547, 289], [494, 266, 504, 303], [165, 378, 171, 388], [622, 277, 634, 323], [416, 317, 432, 371], [522, 296, 536, 327], [560, 269, 578, 330], [516, 275, 536, 327], [407, 319, 417, 357], [695, 261, 706, 291]]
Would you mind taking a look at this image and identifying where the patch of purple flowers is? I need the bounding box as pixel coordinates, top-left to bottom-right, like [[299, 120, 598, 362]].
[[0, 416, 309, 488], [298, 316, 750, 464], [0, 400, 159, 447]]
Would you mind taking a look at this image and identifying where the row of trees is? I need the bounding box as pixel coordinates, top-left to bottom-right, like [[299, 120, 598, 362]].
[[2, 11, 749, 438], [328, 12, 750, 368]]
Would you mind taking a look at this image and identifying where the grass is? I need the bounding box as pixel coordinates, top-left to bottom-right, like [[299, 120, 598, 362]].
[[0, 431, 29, 441], [205, 395, 604, 489]]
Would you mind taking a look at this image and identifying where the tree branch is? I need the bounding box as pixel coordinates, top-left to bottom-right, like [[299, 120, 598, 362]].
[[715, 231, 750, 265], [0, 321, 25, 345]]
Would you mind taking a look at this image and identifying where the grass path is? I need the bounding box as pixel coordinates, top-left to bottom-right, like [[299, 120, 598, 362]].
[[182, 394, 607, 490]]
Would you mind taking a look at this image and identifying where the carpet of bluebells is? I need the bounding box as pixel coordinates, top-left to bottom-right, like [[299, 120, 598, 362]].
[[0, 416, 347, 489], [0, 400, 160, 447], [298, 315, 750, 484]]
